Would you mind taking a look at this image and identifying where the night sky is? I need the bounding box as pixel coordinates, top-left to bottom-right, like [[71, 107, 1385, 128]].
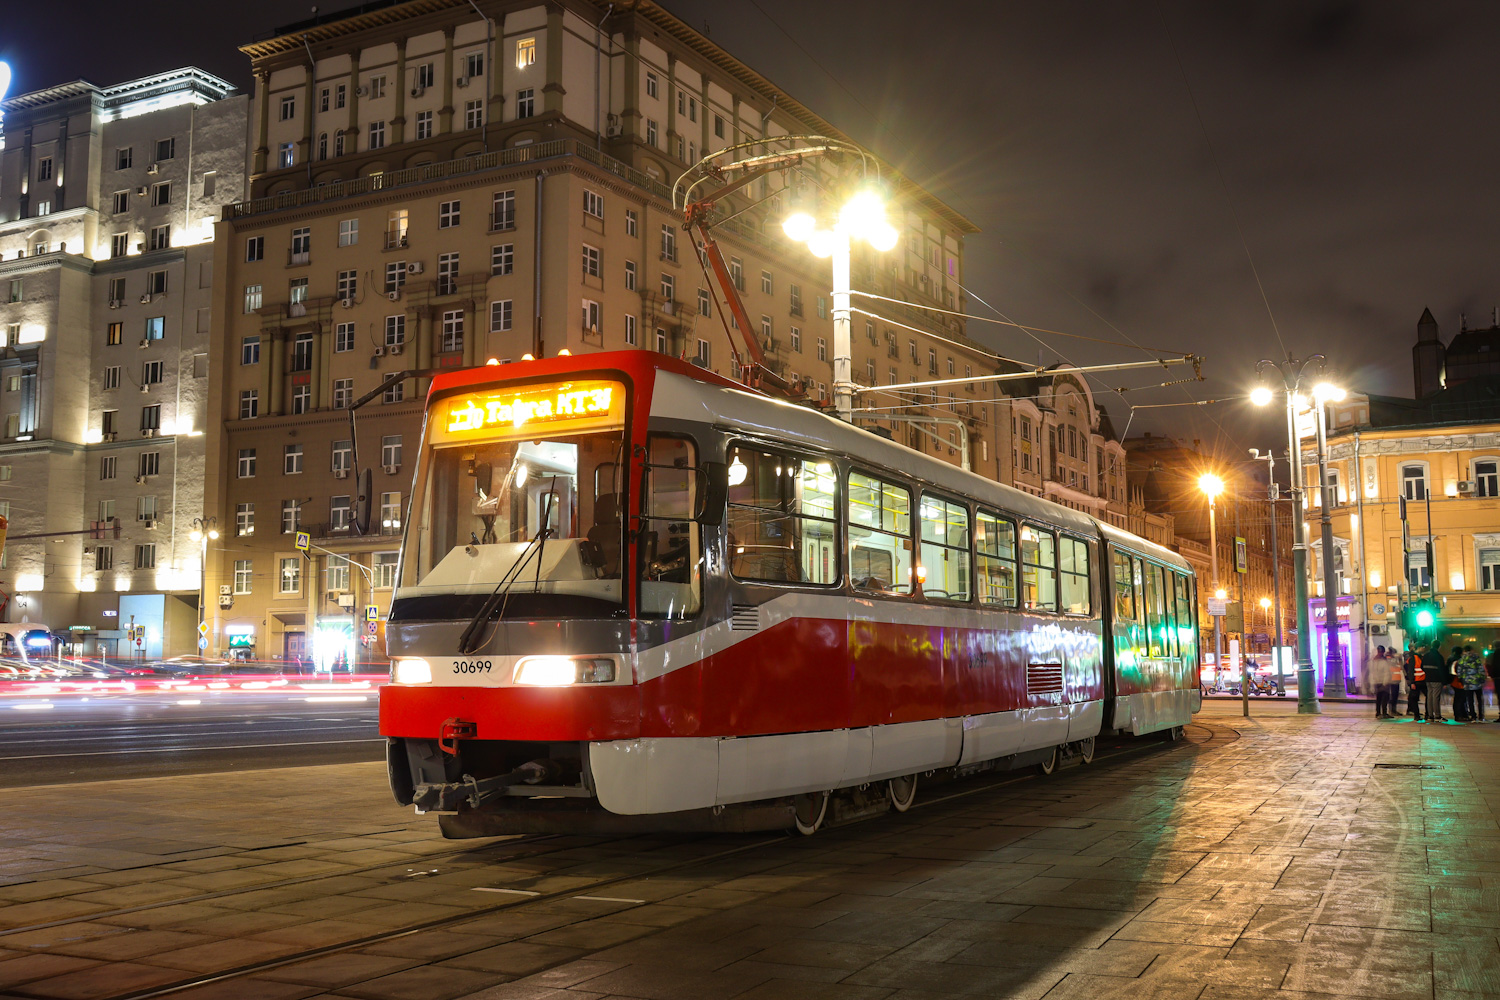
[[6, 1, 1499, 455]]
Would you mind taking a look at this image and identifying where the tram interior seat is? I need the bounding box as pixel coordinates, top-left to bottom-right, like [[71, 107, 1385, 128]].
[[586, 493, 623, 577]]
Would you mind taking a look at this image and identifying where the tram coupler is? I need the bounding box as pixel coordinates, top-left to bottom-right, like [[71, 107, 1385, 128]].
[[411, 759, 561, 812]]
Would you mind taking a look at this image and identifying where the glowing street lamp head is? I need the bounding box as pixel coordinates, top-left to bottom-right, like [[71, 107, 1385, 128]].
[[1198, 473, 1224, 499], [189, 529, 202, 542], [781, 211, 816, 244], [806, 229, 837, 259], [0, 63, 11, 105], [1313, 382, 1346, 403], [867, 220, 899, 252], [838, 189, 886, 241], [1259, 597, 1272, 610], [1249, 385, 1274, 407], [1214, 588, 1228, 601]]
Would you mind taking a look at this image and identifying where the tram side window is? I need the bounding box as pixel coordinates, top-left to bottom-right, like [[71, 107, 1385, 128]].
[[1144, 562, 1167, 656], [919, 494, 970, 602], [1161, 565, 1178, 657], [1059, 536, 1091, 615], [976, 510, 1017, 607], [1174, 573, 1194, 653], [847, 470, 912, 594], [640, 436, 703, 618], [1020, 524, 1057, 612], [1113, 551, 1136, 620], [727, 445, 838, 585]]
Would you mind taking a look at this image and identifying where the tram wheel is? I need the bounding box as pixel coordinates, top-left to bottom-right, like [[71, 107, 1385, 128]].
[[1076, 737, 1096, 764], [1038, 746, 1059, 776], [792, 791, 829, 835], [888, 774, 918, 813], [1169, 725, 1185, 742]]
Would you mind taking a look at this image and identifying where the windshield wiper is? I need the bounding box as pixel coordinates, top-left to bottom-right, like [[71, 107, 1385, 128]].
[[455, 527, 550, 655]]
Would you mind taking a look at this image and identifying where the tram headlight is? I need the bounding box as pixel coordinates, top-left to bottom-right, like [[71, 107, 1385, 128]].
[[514, 656, 616, 686], [392, 657, 432, 684]]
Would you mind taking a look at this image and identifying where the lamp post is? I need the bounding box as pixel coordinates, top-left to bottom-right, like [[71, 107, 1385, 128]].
[[782, 188, 898, 423], [1199, 473, 1225, 697], [1252, 357, 1326, 714], [1250, 446, 1288, 693], [1311, 382, 1348, 699], [188, 516, 219, 656]]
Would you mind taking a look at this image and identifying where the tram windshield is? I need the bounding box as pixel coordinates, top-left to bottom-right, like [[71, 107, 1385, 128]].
[[395, 379, 628, 618]]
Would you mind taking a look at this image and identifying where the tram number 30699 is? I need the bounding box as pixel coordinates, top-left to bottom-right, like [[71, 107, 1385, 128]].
[[451, 660, 494, 674]]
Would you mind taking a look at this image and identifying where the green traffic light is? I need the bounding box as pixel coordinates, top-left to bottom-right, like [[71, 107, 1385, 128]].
[[1415, 607, 1435, 629]]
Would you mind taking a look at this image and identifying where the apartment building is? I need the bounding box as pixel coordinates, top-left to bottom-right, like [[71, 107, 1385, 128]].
[[208, 0, 1011, 666], [0, 68, 246, 655]]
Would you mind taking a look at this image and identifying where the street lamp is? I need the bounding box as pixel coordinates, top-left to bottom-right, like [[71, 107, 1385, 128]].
[[1311, 380, 1348, 698], [782, 186, 899, 423], [1253, 356, 1326, 714], [1198, 473, 1225, 695], [189, 517, 218, 655]]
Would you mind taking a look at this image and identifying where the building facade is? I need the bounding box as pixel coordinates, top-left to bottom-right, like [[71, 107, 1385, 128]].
[[0, 69, 247, 656]]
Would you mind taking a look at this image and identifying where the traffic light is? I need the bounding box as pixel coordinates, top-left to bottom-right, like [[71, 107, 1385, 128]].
[[1402, 598, 1440, 640]]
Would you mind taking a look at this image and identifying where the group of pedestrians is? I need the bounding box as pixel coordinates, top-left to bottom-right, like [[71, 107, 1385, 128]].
[[1372, 641, 1500, 722]]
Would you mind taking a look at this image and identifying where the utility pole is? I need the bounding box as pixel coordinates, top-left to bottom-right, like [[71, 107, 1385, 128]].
[[1314, 394, 1346, 699]]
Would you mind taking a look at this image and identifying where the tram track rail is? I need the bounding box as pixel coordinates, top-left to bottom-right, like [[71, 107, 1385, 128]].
[[0, 722, 1232, 1000]]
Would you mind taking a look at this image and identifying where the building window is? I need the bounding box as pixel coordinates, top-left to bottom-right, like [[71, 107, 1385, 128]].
[[625, 314, 637, 346], [415, 110, 433, 140], [149, 225, 170, 251], [317, 132, 328, 160], [655, 327, 668, 353], [583, 190, 604, 218], [1480, 549, 1500, 591], [625, 260, 636, 291], [337, 218, 358, 247], [1475, 460, 1498, 498], [491, 244, 514, 276], [582, 299, 601, 333], [385, 315, 406, 346], [385, 261, 407, 293], [380, 491, 402, 531], [695, 339, 711, 366], [331, 323, 354, 353], [335, 84, 346, 109], [332, 440, 352, 475], [660, 224, 677, 261], [490, 300, 513, 332], [281, 500, 301, 535], [291, 385, 310, 414], [291, 332, 313, 371], [368, 120, 387, 149], [437, 253, 459, 295], [375, 551, 400, 588], [143, 317, 165, 341], [234, 560, 253, 595], [279, 94, 296, 120], [236, 503, 255, 537], [582, 244, 601, 277], [134, 544, 157, 570], [817, 337, 827, 362], [243, 284, 262, 313], [625, 209, 638, 237], [1408, 549, 1431, 590], [330, 500, 352, 536], [660, 274, 674, 300], [116, 147, 133, 170], [284, 444, 304, 476], [239, 389, 259, 419], [107, 322, 123, 346], [140, 404, 161, 431], [464, 99, 484, 130], [491, 190, 515, 230], [104, 366, 121, 390], [439, 200, 461, 228], [336, 269, 357, 302], [645, 118, 657, 146], [1401, 464, 1427, 501], [279, 557, 301, 594], [111, 233, 128, 258], [237, 448, 257, 478], [139, 452, 161, 478], [111, 190, 129, 214], [790, 328, 802, 353], [279, 143, 295, 168], [333, 378, 354, 409], [381, 435, 402, 469], [100, 455, 117, 480], [645, 72, 658, 98], [442, 310, 464, 352], [369, 75, 386, 99], [698, 287, 711, 317], [383, 380, 405, 404], [760, 271, 773, 295], [151, 181, 172, 207], [516, 89, 535, 118], [96, 546, 114, 572], [246, 236, 264, 262]]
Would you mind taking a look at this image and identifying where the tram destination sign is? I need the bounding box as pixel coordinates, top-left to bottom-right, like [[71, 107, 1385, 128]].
[[437, 379, 624, 441]]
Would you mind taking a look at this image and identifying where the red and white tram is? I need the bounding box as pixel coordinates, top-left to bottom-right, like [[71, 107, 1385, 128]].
[[380, 351, 1200, 836]]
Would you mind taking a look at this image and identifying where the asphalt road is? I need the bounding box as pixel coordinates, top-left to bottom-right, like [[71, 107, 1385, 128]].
[[0, 690, 382, 787]]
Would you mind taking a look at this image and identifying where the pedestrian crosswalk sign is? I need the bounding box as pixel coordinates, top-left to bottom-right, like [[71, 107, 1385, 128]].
[[295, 531, 310, 552]]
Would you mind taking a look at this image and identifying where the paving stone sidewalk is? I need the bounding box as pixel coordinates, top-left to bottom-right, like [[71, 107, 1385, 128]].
[[0, 712, 1496, 1000]]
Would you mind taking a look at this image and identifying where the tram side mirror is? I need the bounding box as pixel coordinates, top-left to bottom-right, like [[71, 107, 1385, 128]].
[[695, 461, 727, 526], [353, 467, 374, 535], [474, 461, 494, 497]]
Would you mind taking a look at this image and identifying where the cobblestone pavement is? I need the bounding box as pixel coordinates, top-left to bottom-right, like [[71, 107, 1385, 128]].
[[0, 708, 1495, 1000]]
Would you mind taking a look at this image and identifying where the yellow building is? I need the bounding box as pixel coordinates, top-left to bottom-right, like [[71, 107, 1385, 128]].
[[1312, 380, 1500, 688]]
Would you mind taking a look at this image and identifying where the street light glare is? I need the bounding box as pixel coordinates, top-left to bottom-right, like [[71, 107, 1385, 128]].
[[1249, 385, 1274, 407], [867, 221, 899, 252], [189, 529, 202, 542], [1198, 473, 1224, 498], [781, 211, 815, 243], [1214, 588, 1228, 600], [806, 229, 837, 259], [1260, 597, 1272, 609], [208, 529, 220, 540], [838, 189, 886, 240], [1313, 382, 1346, 402]]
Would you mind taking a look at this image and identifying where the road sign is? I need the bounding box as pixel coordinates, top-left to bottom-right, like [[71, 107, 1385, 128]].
[[197, 621, 209, 638], [367, 621, 378, 635], [1373, 603, 1386, 616], [366, 604, 379, 622], [1208, 598, 1228, 617], [197, 637, 207, 650], [1234, 537, 1247, 574], [295, 531, 310, 552]]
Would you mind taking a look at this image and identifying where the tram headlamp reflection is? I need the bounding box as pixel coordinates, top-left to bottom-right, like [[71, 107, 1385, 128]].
[[392, 658, 432, 684], [514, 656, 616, 686]]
